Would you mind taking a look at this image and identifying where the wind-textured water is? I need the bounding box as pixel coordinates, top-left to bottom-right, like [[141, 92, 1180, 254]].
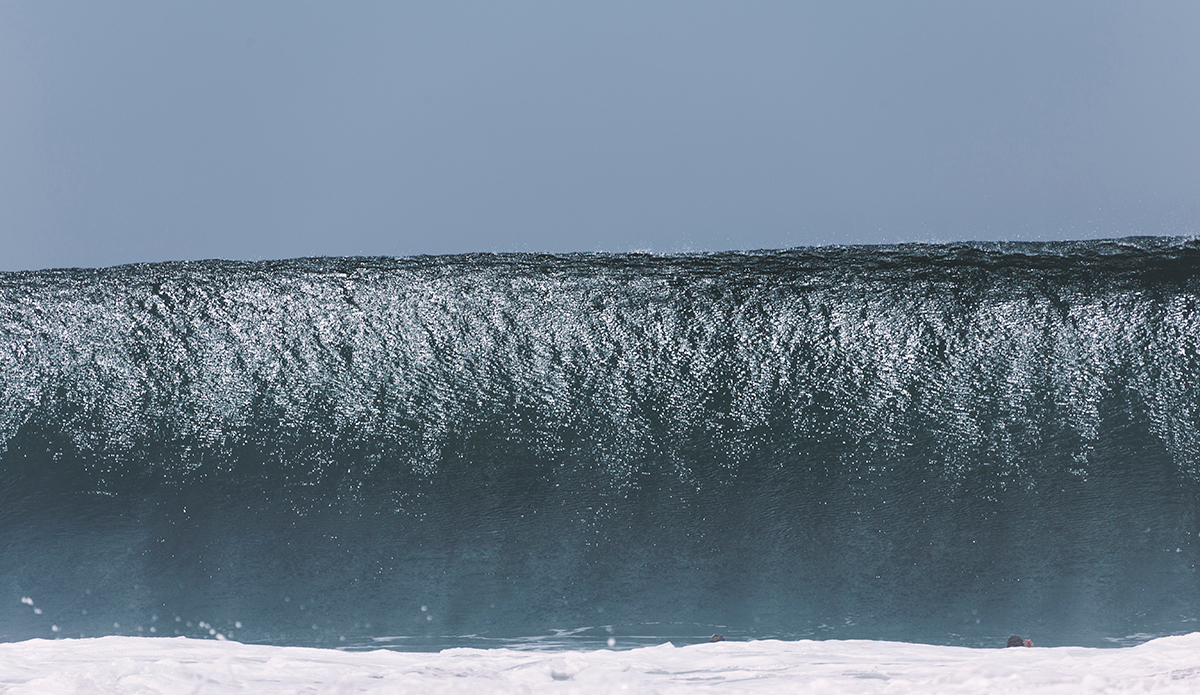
[[2, 238, 1199, 650]]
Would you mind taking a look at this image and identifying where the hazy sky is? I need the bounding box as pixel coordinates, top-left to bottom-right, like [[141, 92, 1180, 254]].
[[2, 1, 1198, 271]]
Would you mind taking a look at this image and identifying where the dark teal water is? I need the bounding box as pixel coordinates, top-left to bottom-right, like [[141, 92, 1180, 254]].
[[2, 239, 1199, 649]]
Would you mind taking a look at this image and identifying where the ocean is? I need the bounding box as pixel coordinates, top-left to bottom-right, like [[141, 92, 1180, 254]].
[[2, 238, 1199, 691]]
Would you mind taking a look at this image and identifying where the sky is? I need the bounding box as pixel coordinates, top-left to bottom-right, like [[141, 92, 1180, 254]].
[[1, 1, 1198, 271]]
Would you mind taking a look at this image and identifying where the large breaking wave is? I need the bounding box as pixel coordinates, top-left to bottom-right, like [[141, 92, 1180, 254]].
[[2, 238, 1199, 648]]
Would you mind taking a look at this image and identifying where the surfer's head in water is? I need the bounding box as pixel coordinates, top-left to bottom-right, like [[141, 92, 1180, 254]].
[[1006, 635, 1034, 647]]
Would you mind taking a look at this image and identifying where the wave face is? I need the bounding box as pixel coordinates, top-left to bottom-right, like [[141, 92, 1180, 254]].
[[2, 238, 1199, 649]]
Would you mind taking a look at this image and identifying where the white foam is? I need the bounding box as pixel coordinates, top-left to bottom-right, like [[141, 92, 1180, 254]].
[[2, 633, 1199, 694]]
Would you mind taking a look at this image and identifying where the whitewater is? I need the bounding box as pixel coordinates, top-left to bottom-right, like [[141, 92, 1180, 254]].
[[3, 633, 1200, 694]]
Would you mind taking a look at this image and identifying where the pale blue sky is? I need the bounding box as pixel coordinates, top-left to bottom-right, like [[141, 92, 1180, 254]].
[[2, 1, 1198, 271]]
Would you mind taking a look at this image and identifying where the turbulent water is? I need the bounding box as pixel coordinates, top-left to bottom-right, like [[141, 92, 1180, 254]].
[[7, 634, 1200, 694], [2, 238, 1199, 650]]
